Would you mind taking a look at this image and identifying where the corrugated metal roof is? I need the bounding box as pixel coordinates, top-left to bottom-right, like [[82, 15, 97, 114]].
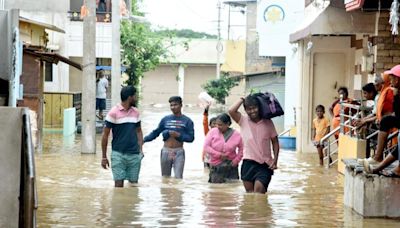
[[24, 46, 82, 70]]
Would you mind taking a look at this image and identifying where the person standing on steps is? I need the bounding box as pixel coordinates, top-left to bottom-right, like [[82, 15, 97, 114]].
[[96, 70, 108, 120]]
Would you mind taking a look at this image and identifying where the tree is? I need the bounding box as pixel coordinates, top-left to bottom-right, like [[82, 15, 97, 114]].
[[121, 0, 172, 88], [120, 1, 190, 90], [121, 20, 169, 87], [201, 74, 239, 104], [154, 29, 217, 39]]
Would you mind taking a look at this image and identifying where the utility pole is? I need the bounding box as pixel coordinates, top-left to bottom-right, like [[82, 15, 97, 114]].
[[111, 0, 121, 107], [81, 0, 96, 154], [227, 5, 231, 40], [216, 0, 222, 79]]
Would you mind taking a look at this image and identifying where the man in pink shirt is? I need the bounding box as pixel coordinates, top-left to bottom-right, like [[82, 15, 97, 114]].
[[229, 94, 280, 194]]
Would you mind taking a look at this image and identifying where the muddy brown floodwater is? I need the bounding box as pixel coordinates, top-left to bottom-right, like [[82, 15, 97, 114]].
[[35, 109, 399, 227]]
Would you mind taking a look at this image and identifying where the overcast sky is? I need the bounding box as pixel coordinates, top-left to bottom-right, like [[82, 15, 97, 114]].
[[141, 0, 246, 39]]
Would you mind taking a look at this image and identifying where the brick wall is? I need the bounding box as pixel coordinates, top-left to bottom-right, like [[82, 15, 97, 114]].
[[375, 12, 400, 72]]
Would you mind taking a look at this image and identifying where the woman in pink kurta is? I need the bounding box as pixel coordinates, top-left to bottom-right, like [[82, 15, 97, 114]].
[[204, 113, 243, 183]]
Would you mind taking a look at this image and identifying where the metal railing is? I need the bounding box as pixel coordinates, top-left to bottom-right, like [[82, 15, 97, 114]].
[[384, 130, 399, 155], [278, 128, 291, 137], [320, 126, 339, 168], [321, 99, 399, 168], [68, 11, 112, 22], [19, 109, 37, 228], [365, 130, 378, 158], [365, 129, 398, 160], [320, 102, 363, 168]]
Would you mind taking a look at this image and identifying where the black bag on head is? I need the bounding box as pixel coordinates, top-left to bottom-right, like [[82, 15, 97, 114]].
[[254, 92, 284, 119]]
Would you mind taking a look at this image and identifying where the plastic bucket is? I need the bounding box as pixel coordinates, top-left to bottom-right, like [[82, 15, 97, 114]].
[[198, 92, 214, 107], [278, 136, 296, 150]]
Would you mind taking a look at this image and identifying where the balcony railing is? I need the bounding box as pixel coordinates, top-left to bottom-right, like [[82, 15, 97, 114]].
[[68, 11, 112, 23]]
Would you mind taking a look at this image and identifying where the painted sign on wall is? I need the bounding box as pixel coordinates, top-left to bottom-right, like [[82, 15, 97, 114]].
[[257, 0, 303, 56]]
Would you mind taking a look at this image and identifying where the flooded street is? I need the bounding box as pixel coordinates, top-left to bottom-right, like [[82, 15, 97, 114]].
[[36, 109, 399, 227]]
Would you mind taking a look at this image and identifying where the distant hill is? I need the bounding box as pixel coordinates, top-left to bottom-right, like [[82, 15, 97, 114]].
[[154, 29, 218, 39]]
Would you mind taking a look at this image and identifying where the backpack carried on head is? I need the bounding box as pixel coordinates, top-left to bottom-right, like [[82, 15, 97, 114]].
[[254, 92, 284, 119]]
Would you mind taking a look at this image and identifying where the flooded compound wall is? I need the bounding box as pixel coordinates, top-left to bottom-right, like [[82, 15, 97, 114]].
[[0, 107, 23, 228]]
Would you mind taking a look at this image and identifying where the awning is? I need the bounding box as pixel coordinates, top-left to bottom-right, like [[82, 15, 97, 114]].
[[24, 47, 82, 71], [289, 2, 376, 43], [96, 65, 126, 72], [19, 17, 65, 33], [345, 0, 392, 12], [222, 0, 256, 7], [345, 0, 365, 11]]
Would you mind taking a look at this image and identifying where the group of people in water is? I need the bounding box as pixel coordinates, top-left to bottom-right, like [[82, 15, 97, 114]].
[[99, 64, 400, 193], [100, 86, 279, 194], [311, 64, 400, 177]]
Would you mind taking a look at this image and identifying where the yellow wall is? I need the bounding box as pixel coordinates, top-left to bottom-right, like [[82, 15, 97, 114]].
[[221, 40, 246, 73], [19, 22, 47, 46], [69, 57, 83, 92], [44, 93, 73, 128], [337, 134, 366, 174]]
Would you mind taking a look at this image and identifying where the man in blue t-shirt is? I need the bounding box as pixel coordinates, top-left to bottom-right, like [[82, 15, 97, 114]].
[[144, 96, 194, 178]]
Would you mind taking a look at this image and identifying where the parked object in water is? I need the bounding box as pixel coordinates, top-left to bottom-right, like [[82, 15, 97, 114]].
[[278, 136, 296, 150], [278, 127, 296, 150], [76, 120, 104, 134]]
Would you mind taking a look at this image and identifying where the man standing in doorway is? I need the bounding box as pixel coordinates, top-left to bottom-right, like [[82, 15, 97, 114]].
[[144, 96, 195, 179], [101, 86, 144, 187], [96, 70, 108, 120]]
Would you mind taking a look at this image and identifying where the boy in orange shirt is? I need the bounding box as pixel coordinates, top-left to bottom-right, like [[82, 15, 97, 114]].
[[312, 105, 330, 165]]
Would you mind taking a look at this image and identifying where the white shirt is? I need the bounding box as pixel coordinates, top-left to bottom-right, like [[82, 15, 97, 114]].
[[96, 77, 108, 99]]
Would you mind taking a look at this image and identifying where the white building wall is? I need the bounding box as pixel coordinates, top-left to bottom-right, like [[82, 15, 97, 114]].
[[256, 0, 304, 129], [285, 48, 301, 128], [13, 0, 69, 92], [5, 0, 70, 92], [20, 11, 71, 93], [5, 0, 68, 12], [68, 21, 112, 58], [297, 36, 354, 153]]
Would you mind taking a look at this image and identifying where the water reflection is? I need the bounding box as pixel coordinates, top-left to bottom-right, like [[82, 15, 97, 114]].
[[35, 109, 400, 227]]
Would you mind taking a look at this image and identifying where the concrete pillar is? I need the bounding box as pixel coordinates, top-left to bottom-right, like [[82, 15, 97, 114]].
[[296, 40, 305, 153], [0, 107, 23, 228], [81, 0, 96, 153], [2, 9, 19, 107], [178, 64, 184, 99], [111, 0, 121, 107], [284, 46, 300, 129]]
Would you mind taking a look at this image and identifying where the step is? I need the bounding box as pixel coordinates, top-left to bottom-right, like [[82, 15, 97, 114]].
[[343, 159, 400, 218]]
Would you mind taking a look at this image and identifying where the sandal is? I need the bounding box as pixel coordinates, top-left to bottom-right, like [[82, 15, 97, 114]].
[[381, 170, 400, 178], [363, 159, 373, 174]]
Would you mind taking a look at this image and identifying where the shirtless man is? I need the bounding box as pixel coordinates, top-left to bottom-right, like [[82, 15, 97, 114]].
[[144, 96, 194, 178]]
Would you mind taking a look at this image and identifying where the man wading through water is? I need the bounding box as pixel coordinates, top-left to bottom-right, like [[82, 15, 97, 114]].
[[144, 96, 194, 179], [229, 95, 280, 194], [101, 86, 144, 187]]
